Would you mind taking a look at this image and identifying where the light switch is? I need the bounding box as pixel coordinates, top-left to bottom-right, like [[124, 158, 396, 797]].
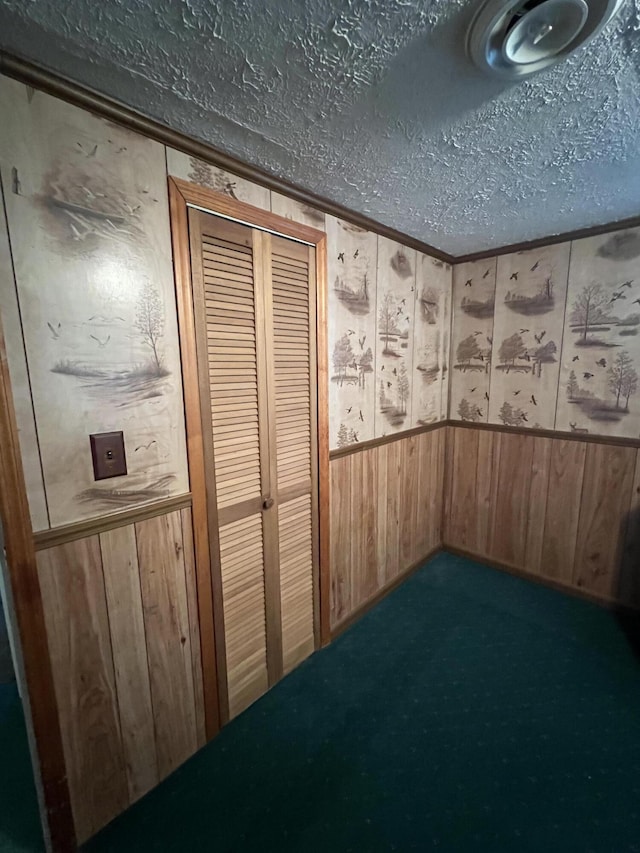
[[90, 431, 127, 480]]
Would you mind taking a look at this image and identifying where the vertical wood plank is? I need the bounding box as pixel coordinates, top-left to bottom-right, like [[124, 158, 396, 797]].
[[330, 455, 352, 626], [416, 432, 431, 557], [349, 450, 364, 606], [180, 507, 206, 748], [433, 426, 446, 550], [376, 443, 389, 587], [444, 427, 479, 549], [400, 436, 420, 567], [573, 444, 636, 598], [475, 429, 496, 554], [385, 440, 402, 581], [136, 511, 197, 780], [619, 450, 640, 608], [489, 432, 534, 566], [99, 525, 158, 803], [357, 448, 378, 606], [524, 437, 553, 575], [540, 439, 586, 584], [37, 538, 128, 843]]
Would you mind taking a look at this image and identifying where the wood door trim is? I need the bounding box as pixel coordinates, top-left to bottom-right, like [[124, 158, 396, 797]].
[[169, 197, 221, 739], [329, 422, 446, 459], [169, 177, 331, 674], [0, 314, 76, 851], [446, 418, 640, 450]]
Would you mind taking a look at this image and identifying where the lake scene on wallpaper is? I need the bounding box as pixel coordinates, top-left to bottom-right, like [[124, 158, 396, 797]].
[[557, 227, 640, 437], [450, 260, 496, 424], [327, 216, 378, 447], [488, 244, 570, 430], [0, 78, 188, 526]]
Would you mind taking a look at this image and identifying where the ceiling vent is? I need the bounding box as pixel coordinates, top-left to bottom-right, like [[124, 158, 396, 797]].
[[467, 0, 625, 77]]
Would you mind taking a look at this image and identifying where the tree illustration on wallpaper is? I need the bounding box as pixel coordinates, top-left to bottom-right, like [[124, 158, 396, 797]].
[[419, 287, 439, 323], [454, 335, 489, 373], [497, 333, 528, 373], [378, 291, 403, 356], [397, 364, 410, 415], [135, 281, 167, 375], [499, 401, 528, 426], [531, 340, 558, 377], [570, 284, 611, 345], [332, 334, 373, 388], [504, 276, 555, 315], [336, 423, 360, 448], [457, 398, 483, 421], [565, 349, 638, 423], [607, 350, 638, 410]]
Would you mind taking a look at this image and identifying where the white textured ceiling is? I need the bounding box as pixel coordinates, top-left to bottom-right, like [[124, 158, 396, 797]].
[[0, 0, 639, 255]]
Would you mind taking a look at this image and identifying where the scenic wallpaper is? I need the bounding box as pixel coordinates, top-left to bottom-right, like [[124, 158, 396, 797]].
[[450, 226, 640, 439], [1, 75, 639, 531]]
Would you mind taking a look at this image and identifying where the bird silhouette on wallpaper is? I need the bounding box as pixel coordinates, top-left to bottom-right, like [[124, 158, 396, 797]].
[[621, 281, 633, 288], [470, 387, 477, 393], [47, 321, 61, 340], [520, 329, 529, 334], [510, 272, 519, 281], [633, 299, 640, 306], [76, 142, 98, 157], [596, 358, 607, 368], [531, 260, 540, 272], [534, 331, 546, 344], [531, 395, 537, 406], [353, 249, 359, 259], [359, 410, 364, 422], [135, 440, 157, 452], [387, 381, 392, 388], [465, 279, 473, 287], [392, 367, 398, 376], [90, 334, 111, 348], [583, 372, 594, 380], [610, 292, 625, 303], [338, 252, 345, 263], [346, 406, 352, 414], [474, 331, 482, 336], [572, 355, 580, 362], [483, 268, 491, 279], [359, 335, 366, 349], [400, 298, 406, 306], [485, 392, 490, 401], [11, 166, 21, 195], [348, 329, 355, 335], [514, 390, 521, 396]]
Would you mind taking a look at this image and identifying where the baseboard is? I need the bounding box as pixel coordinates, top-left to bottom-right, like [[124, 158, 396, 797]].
[[330, 545, 441, 639], [443, 543, 640, 616]]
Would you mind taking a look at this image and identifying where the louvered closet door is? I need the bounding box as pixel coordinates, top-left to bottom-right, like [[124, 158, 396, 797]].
[[189, 209, 317, 720], [189, 212, 273, 720], [269, 234, 317, 674]]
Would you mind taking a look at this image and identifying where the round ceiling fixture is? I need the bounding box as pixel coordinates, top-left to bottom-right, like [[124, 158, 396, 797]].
[[467, 0, 625, 77]]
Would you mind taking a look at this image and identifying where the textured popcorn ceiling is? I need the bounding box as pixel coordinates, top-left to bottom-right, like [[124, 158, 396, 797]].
[[0, 0, 639, 255]]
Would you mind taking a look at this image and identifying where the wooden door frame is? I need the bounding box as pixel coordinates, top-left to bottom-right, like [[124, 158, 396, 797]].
[[168, 177, 331, 734], [0, 314, 76, 851]]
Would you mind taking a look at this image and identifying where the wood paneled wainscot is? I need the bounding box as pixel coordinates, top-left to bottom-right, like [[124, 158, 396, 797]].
[[444, 425, 640, 609], [330, 427, 445, 631], [35, 506, 205, 843]]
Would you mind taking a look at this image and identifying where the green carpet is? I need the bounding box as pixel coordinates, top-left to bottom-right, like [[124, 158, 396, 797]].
[[0, 682, 43, 852], [80, 553, 640, 853]]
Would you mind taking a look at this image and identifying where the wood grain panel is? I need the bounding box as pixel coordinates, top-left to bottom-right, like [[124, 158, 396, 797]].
[[573, 444, 636, 598], [489, 432, 534, 566], [136, 512, 198, 779], [279, 494, 315, 674], [619, 450, 640, 608], [330, 454, 352, 624], [180, 507, 206, 747], [330, 428, 445, 630], [540, 439, 586, 584], [445, 427, 480, 550], [524, 437, 553, 574], [37, 537, 128, 843], [444, 424, 640, 611], [99, 525, 158, 802]]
